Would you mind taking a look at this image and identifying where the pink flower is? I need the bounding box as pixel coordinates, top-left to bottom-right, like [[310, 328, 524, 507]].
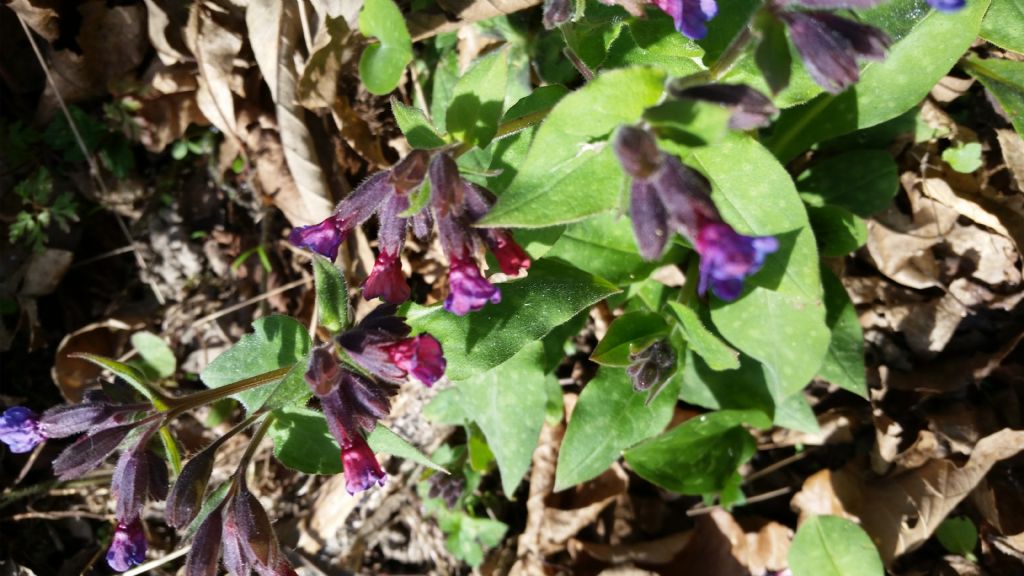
[[342, 433, 386, 495]]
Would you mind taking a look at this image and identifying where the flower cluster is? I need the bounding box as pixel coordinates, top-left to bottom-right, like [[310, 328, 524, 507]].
[[307, 305, 446, 494], [612, 126, 779, 301], [289, 150, 530, 316]]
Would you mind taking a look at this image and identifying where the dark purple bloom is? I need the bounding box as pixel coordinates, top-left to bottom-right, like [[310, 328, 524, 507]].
[[363, 250, 410, 304], [0, 407, 45, 453], [485, 230, 532, 276], [185, 503, 223, 576], [338, 305, 447, 386], [671, 84, 778, 130], [543, 0, 573, 28], [288, 215, 348, 261], [106, 519, 147, 572], [111, 425, 167, 524], [779, 10, 890, 93], [613, 126, 779, 301], [167, 446, 215, 529], [927, 0, 965, 9], [695, 222, 779, 300], [653, 0, 718, 39], [626, 340, 677, 392], [233, 481, 289, 573], [445, 256, 501, 315], [342, 433, 387, 494]]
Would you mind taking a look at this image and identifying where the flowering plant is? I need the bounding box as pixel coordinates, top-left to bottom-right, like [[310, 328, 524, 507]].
[[3, 0, 1007, 572]]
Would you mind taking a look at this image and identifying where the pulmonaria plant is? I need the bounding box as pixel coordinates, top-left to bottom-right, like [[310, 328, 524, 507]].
[[290, 149, 530, 316], [613, 126, 779, 301]]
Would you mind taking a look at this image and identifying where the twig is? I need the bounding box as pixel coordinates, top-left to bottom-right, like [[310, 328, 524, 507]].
[[686, 486, 792, 517], [13, 440, 45, 487], [121, 545, 192, 576], [70, 245, 136, 268], [192, 277, 311, 327], [744, 449, 811, 485], [16, 15, 166, 305]]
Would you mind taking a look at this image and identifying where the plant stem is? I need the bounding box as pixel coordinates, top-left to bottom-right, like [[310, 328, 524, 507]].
[[452, 108, 552, 158], [164, 366, 293, 418], [238, 415, 274, 474], [708, 25, 755, 81]]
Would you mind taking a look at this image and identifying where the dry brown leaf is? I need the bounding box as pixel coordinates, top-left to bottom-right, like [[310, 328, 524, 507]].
[[36, 1, 147, 119], [829, 428, 1024, 564], [791, 469, 857, 524], [51, 318, 134, 403], [19, 248, 73, 297], [570, 532, 692, 566], [7, 0, 60, 41], [142, 0, 193, 65], [247, 0, 334, 225], [297, 15, 356, 109], [187, 0, 245, 139], [921, 178, 1011, 240], [930, 75, 975, 104], [540, 464, 629, 555], [510, 422, 562, 576], [134, 64, 208, 152], [886, 293, 967, 357], [996, 128, 1024, 192], [706, 510, 791, 576], [407, 0, 542, 41]]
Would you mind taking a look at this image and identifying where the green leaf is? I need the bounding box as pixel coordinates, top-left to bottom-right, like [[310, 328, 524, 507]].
[[819, 268, 867, 397], [680, 350, 775, 421], [623, 410, 767, 495], [391, 98, 448, 149], [130, 331, 176, 379], [936, 516, 978, 557], [71, 353, 163, 407], [544, 212, 663, 286], [200, 316, 312, 412], [604, 14, 704, 77], [754, 17, 792, 95], [766, 0, 991, 161], [358, 0, 413, 95], [445, 50, 509, 149], [691, 134, 830, 399], [437, 510, 507, 567], [502, 85, 569, 123], [407, 258, 619, 381], [481, 67, 666, 227], [555, 367, 681, 491], [789, 516, 884, 576], [942, 142, 984, 173], [797, 150, 899, 217], [982, 0, 1024, 54], [964, 56, 1024, 136], [430, 48, 459, 133], [591, 311, 669, 367], [184, 482, 231, 537], [456, 342, 549, 495], [268, 406, 445, 474], [666, 302, 739, 371], [312, 255, 348, 332], [423, 388, 468, 425], [807, 206, 869, 257], [774, 392, 820, 434]]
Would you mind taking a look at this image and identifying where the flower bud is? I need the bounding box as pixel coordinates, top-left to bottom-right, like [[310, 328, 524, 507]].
[[364, 250, 411, 304], [626, 340, 677, 393], [390, 150, 430, 193], [612, 126, 663, 180], [342, 433, 386, 495], [0, 407, 45, 453], [52, 422, 134, 480], [167, 448, 216, 529], [288, 215, 348, 261], [106, 519, 147, 572], [485, 230, 531, 276], [184, 503, 223, 576]]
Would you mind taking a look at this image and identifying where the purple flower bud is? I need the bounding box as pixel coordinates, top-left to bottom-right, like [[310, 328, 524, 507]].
[[652, 0, 718, 39], [543, 0, 573, 29], [106, 519, 147, 572], [167, 446, 216, 529], [0, 407, 45, 453], [342, 433, 386, 495], [185, 503, 223, 576], [390, 150, 430, 194], [221, 506, 251, 576], [445, 257, 501, 316], [288, 215, 348, 261], [429, 153, 465, 217], [111, 425, 166, 523], [671, 84, 778, 130], [626, 340, 677, 392], [780, 10, 890, 94], [363, 250, 411, 304], [52, 422, 135, 480], [629, 180, 672, 261], [613, 126, 664, 180], [39, 402, 117, 438], [320, 372, 397, 442], [233, 482, 286, 572], [384, 334, 446, 387], [695, 222, 779, 301], [486, 231, 532, 276], [927, 0, 965, 10]]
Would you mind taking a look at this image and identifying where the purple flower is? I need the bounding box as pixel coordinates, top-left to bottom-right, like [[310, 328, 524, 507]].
[[626, 340, 677, 392], [613, 126, 779, 301], [778, 9, 890, 93], [927, 0, 965, 9], [338, 305, 447, 386], [0, 407, 45, 453], [485, 230, 532, 276], [342, 433, 387, 494], [106, 519, 147, 572], [363, 250, 411, 304], [670, 84, 778, 130], [695, 222, 779, 300], [111, 425, 166, 523], [445, 257, 501, 315], [652, 0, 718, 39], [288, 215, 349, 261]]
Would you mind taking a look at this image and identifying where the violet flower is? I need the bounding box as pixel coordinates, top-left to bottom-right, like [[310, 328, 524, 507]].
[[0, 407, 45, 453], [342, 432, 387, 494], [927, 0, 965, 10], [653, 0, 718, 39], [106, 519, 147, 572], [613, 126, 778, 301], [445, 256, 502, 315], [339, 304, 447, 387]]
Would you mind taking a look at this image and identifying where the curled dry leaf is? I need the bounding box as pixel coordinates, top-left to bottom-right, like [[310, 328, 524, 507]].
[[142, 0, 193, 66], [51, 318, 134, 402], [569, 531, 692, 566], [247, 0, 333, 225], [791, 469, 857, 525], [804, 428, 1024, 565], [134, 65, 208, 152], [7, 0, 60, 42], [540, 464, 629, 555], [186, 0, 245, 139], [996, 128, 1024, 193]]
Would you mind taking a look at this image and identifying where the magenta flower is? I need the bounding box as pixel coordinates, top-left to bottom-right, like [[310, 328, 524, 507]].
[[288, 214, 349, 261], [486, 230, 532, 276], [385, 334, 446, 387], [0, 407, 45, 453], [613, 126, 778, 301], [652, 0, 718, 39], [363, 250, 411, 304], [342, 433, 387, 494], [445, 256, 502, 315], [339, 305, 447, 386], [106, 519, 147, 572]]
